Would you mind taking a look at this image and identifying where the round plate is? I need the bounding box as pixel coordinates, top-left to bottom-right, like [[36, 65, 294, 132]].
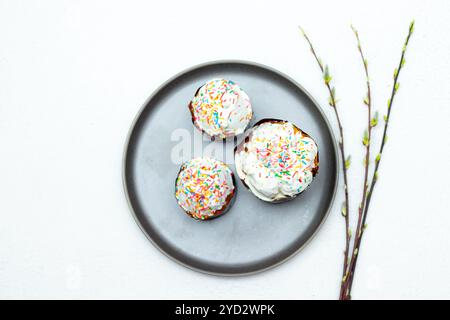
[[123, 61, 338, 276]]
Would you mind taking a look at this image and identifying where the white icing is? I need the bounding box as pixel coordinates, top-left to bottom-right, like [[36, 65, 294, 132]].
[[190, 79, 253, 138], [235, 121, 318, 202], [175, 157, 235, 220]]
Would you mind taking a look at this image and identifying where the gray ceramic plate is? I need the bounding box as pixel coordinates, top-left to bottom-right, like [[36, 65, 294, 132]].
[[123, 61, 338, 276]]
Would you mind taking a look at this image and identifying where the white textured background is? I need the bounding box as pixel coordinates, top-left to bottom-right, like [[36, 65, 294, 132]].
[[1, 0, 449, 300]]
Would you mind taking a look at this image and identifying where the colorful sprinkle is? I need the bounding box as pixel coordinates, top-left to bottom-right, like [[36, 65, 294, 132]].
[[189, 79, 253, 139], [235, 120, 319, 202], [175, 158, 235, 220]]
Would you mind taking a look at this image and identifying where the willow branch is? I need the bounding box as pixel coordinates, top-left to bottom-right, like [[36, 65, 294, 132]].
[[342, 20, 415, 299], [299, 27, 352, 285], [338, 25, 373, 300]]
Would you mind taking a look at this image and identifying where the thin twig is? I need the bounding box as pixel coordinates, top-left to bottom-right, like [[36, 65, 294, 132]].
[[339, 25, 373, 300], [299, 27, 352, 286], [341, 20, 415, 299]]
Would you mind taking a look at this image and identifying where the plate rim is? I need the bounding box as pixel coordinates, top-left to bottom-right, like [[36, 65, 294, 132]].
[[122, 59, 340, 277]]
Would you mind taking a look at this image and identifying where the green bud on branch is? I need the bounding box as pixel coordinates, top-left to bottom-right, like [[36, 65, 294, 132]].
[[371, 111, 379, 127], [362, 130, 369, 146], [324, 65, 332, 84], [341, 203, 347, 217], [363, 96, 369, 106], [345, 155, 352, 169], [410, 20, 415, 33], [375, 153, 381, 163]]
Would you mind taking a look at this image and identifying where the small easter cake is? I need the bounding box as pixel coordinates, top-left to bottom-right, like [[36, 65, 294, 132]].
[[188, 79, 253, 139], [234, 119, 319, 203], [175, 157, 236, 220]]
